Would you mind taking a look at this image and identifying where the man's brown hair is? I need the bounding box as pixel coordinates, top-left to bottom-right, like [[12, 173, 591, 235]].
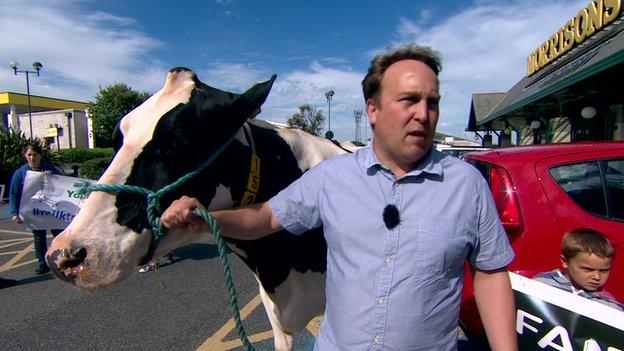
[[361, 44, 442, 102], [561, 228, 615, 260]]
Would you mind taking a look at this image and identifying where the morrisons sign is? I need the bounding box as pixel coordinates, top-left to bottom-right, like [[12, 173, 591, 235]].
[[527, 0, 622, 76]]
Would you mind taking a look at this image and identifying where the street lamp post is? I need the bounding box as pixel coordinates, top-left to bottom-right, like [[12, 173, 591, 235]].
[[354, 109, 363, 144], [325, 90, 334, 139], [9, 61, 43, 139]]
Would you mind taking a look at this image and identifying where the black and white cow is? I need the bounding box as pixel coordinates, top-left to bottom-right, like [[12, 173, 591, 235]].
[[46, 68, 349, 351]]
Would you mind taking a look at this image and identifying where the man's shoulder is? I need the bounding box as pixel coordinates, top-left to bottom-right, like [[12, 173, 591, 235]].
[[435, 151, 483, 181], [316, 149, 359, 168]]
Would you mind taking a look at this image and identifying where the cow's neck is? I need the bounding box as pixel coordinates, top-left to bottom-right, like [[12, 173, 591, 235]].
[[197, 122, 304, 213]]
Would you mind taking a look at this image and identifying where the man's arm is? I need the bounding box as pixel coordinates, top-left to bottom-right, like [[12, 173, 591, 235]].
[[161, 196, 283, 240], [473, 268, 518, 351]]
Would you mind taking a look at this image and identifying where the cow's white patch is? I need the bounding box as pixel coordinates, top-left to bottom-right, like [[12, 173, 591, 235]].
[[49, 69, 198, 288], [59, 192, 151, 287], [234, 127, 250, 147], [207, 183, 235, 211], [274, 128, 347, 171], [257, 270, 326, 333]]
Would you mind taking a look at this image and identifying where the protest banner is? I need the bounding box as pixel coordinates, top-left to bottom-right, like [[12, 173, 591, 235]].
[[512, 272, 623, 350], [18, 171, 95, 230]]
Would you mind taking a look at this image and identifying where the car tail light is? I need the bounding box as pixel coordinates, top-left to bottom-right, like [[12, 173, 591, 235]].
[[489, 165, 523, 239]]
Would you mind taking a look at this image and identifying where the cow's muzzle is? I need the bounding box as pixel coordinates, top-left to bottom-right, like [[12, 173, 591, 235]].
[[46, 246, 88, 284]]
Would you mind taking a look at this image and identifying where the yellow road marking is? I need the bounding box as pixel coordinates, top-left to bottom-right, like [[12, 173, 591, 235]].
[[0, 229, 31, 235], [0, 258, 38, 271], [0, 238, 33, 250], [197, 294, 267, 350], [198, 293, 324, 350], [0, 242, 35, 273]]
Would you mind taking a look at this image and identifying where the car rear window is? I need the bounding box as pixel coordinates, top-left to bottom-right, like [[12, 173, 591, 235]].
[[549, 159, 624, 221]]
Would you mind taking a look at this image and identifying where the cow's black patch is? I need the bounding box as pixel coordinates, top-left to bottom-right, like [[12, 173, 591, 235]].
[[114, 74, 326, 293]]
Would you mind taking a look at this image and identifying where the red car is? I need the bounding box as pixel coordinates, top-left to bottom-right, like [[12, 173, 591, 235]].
[[459, 141, 624, 338]]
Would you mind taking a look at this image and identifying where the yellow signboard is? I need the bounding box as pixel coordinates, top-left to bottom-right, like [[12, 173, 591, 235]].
[[45, 127, 58, 138], [527, 0, 622, 76]]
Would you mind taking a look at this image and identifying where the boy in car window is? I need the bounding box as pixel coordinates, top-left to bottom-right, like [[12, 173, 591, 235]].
[[534, 228, 623, 311]]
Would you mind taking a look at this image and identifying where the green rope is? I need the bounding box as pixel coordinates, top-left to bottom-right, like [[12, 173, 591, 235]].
[[72, 133, 256, 351], [194, 208, 255, 351]]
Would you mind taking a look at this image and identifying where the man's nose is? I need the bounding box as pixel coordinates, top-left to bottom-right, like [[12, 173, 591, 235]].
[[411, 101, 428, 122]]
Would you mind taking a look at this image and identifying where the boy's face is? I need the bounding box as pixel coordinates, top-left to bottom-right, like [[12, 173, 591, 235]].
[[562, 253, 612, 292]]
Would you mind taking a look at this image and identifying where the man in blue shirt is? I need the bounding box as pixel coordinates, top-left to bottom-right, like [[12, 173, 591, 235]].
[[162, 44, 517, 350]]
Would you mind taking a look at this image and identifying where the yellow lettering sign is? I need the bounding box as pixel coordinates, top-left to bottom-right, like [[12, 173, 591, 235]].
[[527, 0, 622, 76], [45, 127, 58, 138], [604, 0, 622, 24]]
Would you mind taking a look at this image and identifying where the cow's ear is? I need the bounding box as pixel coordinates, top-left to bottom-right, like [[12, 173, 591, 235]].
[[240, 74, 276, 120]]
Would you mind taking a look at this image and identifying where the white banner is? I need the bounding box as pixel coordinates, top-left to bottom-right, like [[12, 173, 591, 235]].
[[511, 272, 624, 350], [18, 171, 95, 230]]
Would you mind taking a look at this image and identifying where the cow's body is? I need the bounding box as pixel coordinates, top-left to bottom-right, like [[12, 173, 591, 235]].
[[46, 68, 347, 350]]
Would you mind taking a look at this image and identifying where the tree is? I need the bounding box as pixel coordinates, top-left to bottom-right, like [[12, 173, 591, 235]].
[[88, 83, 150, 147], [286, 104, 325, 136]]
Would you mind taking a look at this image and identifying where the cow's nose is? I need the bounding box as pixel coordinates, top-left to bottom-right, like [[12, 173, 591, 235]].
[[46, 246, 88, 283], [59, 247, 87, 269]]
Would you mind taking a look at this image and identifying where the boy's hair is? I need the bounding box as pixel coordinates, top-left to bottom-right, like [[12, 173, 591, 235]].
[[361, 44, 442, 102], [561, 228, 615, 260]]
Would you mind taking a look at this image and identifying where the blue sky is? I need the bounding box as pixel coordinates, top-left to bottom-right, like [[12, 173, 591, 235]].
[[1, 0, 587, 141]]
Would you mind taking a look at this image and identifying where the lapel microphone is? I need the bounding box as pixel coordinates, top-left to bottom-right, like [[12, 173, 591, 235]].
[[383, 204, 401, 230]]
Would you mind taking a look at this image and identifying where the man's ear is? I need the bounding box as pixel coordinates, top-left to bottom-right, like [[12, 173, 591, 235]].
[[365, 98, 378, 127]]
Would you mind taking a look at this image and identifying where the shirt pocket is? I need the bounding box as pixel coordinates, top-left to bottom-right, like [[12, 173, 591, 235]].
[[413, 217, 473, 275]]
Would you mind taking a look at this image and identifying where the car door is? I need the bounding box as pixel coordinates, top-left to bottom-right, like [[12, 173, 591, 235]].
[[535, 148, 624, 301]]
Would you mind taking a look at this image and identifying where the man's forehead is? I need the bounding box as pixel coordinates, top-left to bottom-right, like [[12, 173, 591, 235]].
[[382, 61, 439, 92]]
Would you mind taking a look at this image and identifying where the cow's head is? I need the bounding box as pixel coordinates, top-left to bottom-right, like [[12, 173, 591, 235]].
[[46, 68, 276, 288]]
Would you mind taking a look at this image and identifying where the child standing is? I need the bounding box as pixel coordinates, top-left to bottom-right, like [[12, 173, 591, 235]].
[[534, 228, 623, 311]]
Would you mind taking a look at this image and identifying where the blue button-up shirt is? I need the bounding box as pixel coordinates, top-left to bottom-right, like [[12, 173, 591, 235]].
[[269, 146, 514, 350]]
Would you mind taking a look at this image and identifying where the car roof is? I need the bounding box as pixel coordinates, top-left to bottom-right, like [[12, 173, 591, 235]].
[[464, 141, 624, 162]]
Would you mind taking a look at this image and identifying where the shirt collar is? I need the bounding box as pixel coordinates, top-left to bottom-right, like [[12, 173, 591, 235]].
[[356, 144, 443, 178]]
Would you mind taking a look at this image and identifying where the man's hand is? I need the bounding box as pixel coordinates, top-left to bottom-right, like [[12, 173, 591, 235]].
[[11, 215, 22, 224], [161, 196, 208, 232]]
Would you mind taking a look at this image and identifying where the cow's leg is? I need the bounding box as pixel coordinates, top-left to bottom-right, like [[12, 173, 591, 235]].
[[258, 283, 294, 351], [257, 271, 326, 351]]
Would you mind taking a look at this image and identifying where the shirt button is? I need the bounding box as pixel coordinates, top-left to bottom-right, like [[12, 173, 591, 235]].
[[374, 335, 381, 343], [377, 297, 385, 305], [385, 255, 392, 264]]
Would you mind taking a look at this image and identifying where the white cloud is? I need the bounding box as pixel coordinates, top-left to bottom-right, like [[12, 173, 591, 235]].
[[0, 0, 593, 143], [259, 61, 365, 140], [0, 0, 166, 102], [390, 0, 588, 139], [198, 63, 270, 93]]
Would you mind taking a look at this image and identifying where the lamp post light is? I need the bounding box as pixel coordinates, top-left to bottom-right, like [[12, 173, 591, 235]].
[[10, 61, 43, 139], [325, 90, 334, 139]]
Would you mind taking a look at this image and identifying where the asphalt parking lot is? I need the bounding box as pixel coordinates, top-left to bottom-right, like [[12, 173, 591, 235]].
[[0, 203, 480, 350]]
